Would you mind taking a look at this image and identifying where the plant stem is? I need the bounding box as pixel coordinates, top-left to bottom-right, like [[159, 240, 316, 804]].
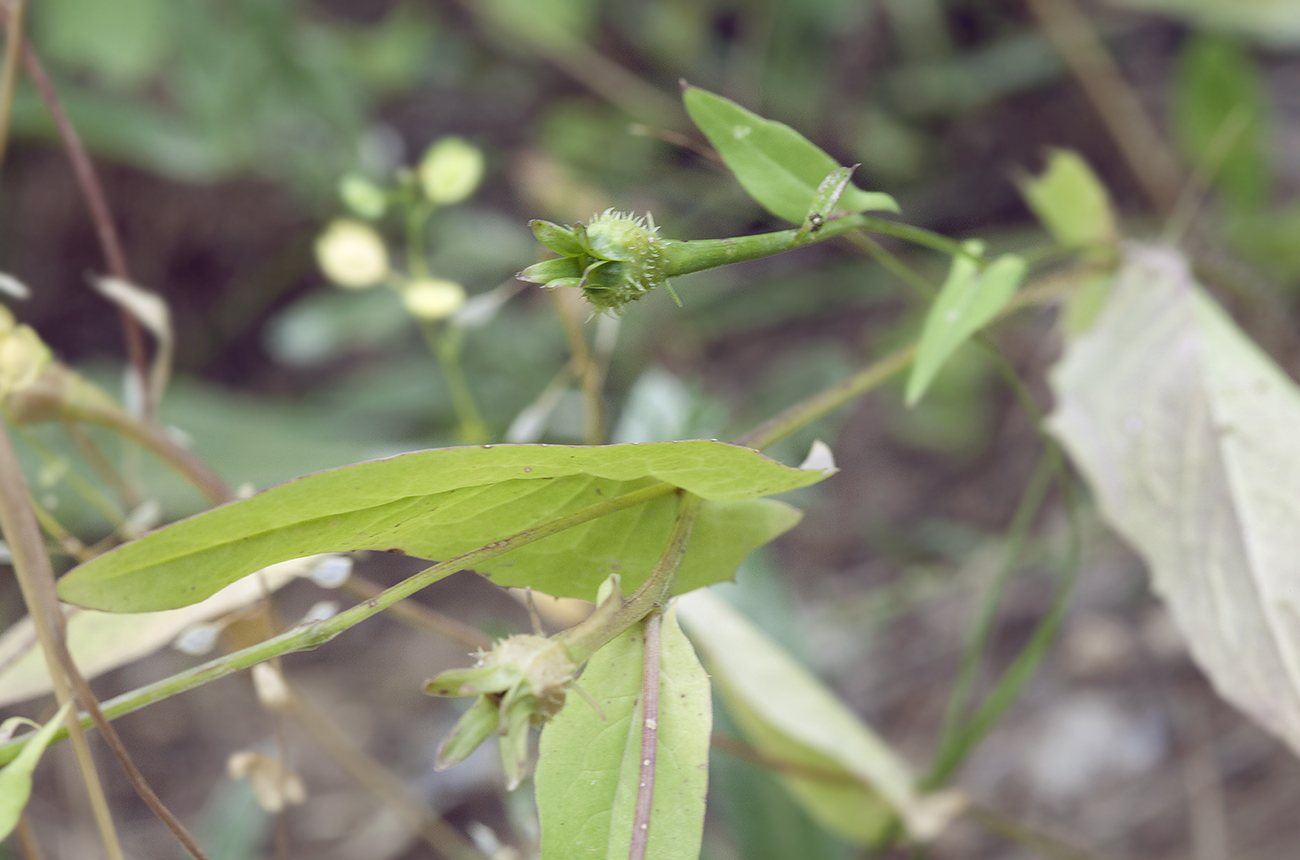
[[628, 609, 663, 860], [736, 344, 915, 451], [0, 0, 24, 170], [423, 323, 489, 445], [558, 492, 702, 664], [931, 451, 1055, 764], [1026, 0, 1182, 216], [0, 481, 680, 766], [4, 24, 150, 412], [340, 573, 492, 651], [0, 419, 126, 860]]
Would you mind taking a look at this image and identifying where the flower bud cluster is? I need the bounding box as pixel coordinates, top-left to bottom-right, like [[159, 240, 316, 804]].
[[518, 210, 669, 315], [314, 136, 487, 323], [425, 633, 579, 789]]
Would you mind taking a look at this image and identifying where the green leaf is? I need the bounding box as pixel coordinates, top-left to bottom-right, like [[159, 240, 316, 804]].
[[677, 591, 963, 844], [1172, 35, 1271, 210], [906, 243, 1026, 405], [1049, 246, 1300, 759], [683, 87, 899, 223], [536, 604, 710, 860], [0, 703, 72, 841], [1016, 149, 1117, 253], [0, 557, 321, 708], [57, 441, 826, 613]]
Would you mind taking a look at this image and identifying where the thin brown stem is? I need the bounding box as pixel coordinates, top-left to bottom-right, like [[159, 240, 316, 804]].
[[0, 0, 25, 170], [15, 813, 47, 860], [1025, 0, 1183, 216], [4, 23, 151, 412], [0, 419, 125, 860], [628, 610, 663, 860]]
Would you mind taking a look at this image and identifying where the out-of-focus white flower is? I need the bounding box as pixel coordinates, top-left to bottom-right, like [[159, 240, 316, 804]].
[[227, 751, 307, 812], [251, 663, 293, 713], [418, 137, 484, 205], [401, 278, 467, 320], [315, 219, 389, 288]]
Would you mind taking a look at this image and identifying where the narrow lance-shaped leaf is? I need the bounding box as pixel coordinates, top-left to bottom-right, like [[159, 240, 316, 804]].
[[683, 86, 898, 224], [677, 590, 964, 844], [535, 603, 711, 860], [0, 703, 72, 840], [58, 441, 829, 613], [1049, 245, 1300, 756], [906, 242, 1026, 405]]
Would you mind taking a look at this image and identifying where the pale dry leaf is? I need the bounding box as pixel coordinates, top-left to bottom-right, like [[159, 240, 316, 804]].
[[1049, 245, 1300, 751]]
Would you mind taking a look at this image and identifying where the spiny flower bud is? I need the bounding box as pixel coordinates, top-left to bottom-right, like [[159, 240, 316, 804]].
[[425, 633, 579, 789], [518, 210, 669, 315]]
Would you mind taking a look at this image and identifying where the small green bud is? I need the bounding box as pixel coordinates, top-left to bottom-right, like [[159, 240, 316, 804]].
[[418, 137, 485, 205], [338, 173, 388, 219]]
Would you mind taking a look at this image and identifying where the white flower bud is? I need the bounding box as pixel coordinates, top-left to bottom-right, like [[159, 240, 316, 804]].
[[315, 219, 389, 288], [418, 137, 484, 205], [401, 278, 467, 320]]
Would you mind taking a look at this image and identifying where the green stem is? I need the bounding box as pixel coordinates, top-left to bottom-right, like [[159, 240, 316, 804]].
[[922, 445, 1082, 789], [736, 344, 915, 451], [0, 481, 678, 767], [931, 452, 1055, 763], [558, 492, 702, 663], [422, 323, 488, 444]]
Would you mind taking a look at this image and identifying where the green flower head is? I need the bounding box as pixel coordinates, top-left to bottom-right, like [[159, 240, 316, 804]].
[[518, 210, 669, 315], [425, 634, 579, 789]]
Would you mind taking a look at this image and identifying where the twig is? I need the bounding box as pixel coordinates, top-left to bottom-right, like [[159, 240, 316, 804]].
[[1025, 0, 1183, 216], [15, 813, 47, 860], [0, 419, 125, 860], [0, 0, 25, 169], [736, 344, 915, 451], [628, 610, 663, 860], [0, 18, 151, 413]]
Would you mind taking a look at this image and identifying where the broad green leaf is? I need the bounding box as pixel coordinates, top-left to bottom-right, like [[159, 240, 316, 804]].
[[1016, 149, 1117, 253], [58, 441, 826, 613], [906, 243, 1026, 405], [683, 87, 899, 224], [536, 604, 711, 860], [0, 557, 321, 708], [677, 591, 963, 844], [1049, 245, 1300, 756], [1172, 36, 1271, 209], [0, 703, 72, 840], [1106, 0, 1300, 48]]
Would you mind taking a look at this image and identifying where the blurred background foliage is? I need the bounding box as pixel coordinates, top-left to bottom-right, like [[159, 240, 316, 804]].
[[4, 0, 1300, 857]]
